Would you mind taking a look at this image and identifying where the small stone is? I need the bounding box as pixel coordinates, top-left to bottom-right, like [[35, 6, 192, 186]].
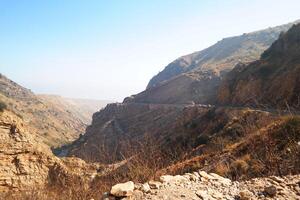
[[264, 185, 277, 197], [199, 171, 214, 180], [110, 181, 134, 197], [140, 183, 151, 193], [148, 181, 162, 189]]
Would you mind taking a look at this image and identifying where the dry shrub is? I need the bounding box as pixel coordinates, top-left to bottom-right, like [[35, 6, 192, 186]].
[[214, 162, 230, 177]]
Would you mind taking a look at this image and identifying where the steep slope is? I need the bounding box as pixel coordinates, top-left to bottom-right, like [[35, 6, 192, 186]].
[[127, 20, 299, 105], [218, 23, 300, 110], [0, 74, 86, 147], [38, 95, 111, 124], [147, 20, 299, 89]]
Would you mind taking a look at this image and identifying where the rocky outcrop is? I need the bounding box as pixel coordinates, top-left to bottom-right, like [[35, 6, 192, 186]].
[[0, 110, 100, 192], [106, 171, 300, 200], [217, 23, 300, 110]]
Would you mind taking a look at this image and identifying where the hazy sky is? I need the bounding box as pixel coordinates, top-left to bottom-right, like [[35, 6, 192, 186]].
[[1, 0, 300, 101]]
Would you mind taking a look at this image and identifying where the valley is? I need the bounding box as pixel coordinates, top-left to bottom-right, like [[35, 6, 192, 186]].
[[1, 18, 300, 200]]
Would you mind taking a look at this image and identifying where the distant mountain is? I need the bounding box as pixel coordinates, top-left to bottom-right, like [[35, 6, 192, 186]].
[[38, 95, 112, 124], [127, 20, 300, 104], [0, 74, 86, 147], [218, 23, 300, 110]]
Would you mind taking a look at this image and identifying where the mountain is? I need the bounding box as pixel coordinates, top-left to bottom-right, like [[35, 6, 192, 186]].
[[218, 23, 300, 110], [0, 74, 86, 147], [126, 20, 299, 104], [148, 20, 300, 89], [38, 95, 112, 124], [65, 21, 300, 186]]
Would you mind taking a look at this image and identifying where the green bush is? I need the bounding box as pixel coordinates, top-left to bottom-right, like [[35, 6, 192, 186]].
[[0, 101, 7, 112]]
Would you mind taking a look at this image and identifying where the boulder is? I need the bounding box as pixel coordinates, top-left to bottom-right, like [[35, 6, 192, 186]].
[[110, 181, 134, 197]]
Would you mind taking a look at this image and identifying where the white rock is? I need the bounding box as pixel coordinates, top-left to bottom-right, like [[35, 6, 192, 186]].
[[159, 175, 175, 183], [199, 171, 214, 180], [141, 183, 151, 193], [110, 181, 134, 197], [159, 175, 187, 184]]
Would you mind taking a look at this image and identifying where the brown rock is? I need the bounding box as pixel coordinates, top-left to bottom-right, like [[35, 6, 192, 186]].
[[264, 185, 277, 197]]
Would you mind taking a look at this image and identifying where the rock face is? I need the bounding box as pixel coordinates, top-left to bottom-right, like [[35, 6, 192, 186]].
[[107, 172, 300, 200], [132, 20, 300, 105], [0, 110, 55, 191], [218, 23, 300, 110], [0, 109, 100, 192]]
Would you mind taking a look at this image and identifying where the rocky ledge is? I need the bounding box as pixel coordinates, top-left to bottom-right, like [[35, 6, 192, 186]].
[[103, 171, 300, 200]]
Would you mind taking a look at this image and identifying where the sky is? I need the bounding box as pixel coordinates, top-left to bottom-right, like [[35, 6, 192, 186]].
[[1, 0, 300, 101]]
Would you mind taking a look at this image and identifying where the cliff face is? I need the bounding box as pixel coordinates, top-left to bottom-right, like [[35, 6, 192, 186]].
[[218, 23, 300, 110], [129, 20, 299, 105], [0, 110, 99, 192]]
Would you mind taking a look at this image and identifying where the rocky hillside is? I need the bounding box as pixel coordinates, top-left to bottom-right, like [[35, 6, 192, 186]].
[[0, 109, 100, 193], [38, 95, 111, 124], [106, 171, 300, 200], [218, 23, 300, 110], [68, 102, 300, 179], [0, 74, 86, 147], [147, 20, 299, 89], [127, 20, 299, 105]]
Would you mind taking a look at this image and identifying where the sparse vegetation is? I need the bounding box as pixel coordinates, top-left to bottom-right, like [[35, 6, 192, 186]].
[[0, 100, 7, 112]]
